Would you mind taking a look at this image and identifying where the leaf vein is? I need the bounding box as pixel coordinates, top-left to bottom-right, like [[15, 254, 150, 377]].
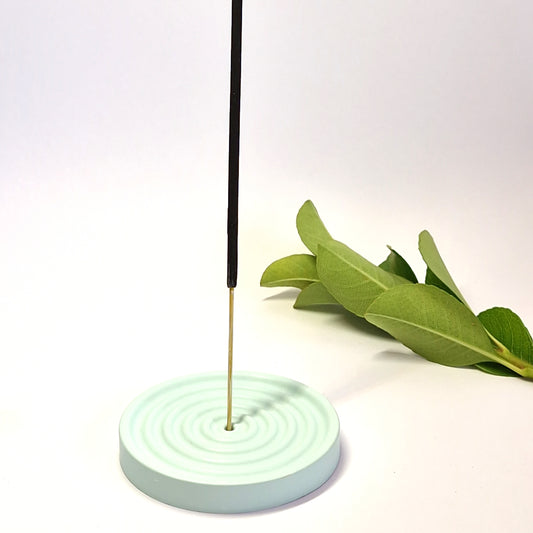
[[365, 312, 494, 361]]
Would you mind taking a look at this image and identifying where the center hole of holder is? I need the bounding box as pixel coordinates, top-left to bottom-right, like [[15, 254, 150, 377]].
[[224, 423, 234, 431]]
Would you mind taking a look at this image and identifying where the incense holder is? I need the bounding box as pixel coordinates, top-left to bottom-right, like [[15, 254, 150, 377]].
[[119, 371, 340, 513]]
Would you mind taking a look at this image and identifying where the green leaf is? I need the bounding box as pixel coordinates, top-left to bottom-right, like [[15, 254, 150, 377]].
[[296, 200, 333, 255], [294, 282, 339, 309], [418, 230, 469, 308], [379, 246, 418, 283], [365, 284, 495, 367], [478, 307, 533, 364], [474, 362, 520, 377], [424, 268, 460, 300], [316, 239, 412, 317], [260, 254, 318, 289]]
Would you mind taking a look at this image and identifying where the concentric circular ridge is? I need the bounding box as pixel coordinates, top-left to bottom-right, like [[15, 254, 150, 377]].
[[119, 371, 340, 513]]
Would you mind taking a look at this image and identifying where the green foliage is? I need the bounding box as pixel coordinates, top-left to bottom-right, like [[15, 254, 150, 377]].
[[474, 362, 519, 377], [317, 240, 411, 317], [294, 282, 339, 308], [296, 200, 333, 255], [418, 230, 469, 307], [379, 246, 418, 283], [260, 254, 318, 289], [478, 307, 533, 364], [474, 307, 533, 376], [365, 285, 494, 367], [261, 200, 533, 380]]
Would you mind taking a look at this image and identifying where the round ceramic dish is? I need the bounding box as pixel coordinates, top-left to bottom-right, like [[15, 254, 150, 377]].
[[119, 371, 340, 513]]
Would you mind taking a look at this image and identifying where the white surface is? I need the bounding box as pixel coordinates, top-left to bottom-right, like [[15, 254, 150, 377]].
[[1, 1, 532, 532]]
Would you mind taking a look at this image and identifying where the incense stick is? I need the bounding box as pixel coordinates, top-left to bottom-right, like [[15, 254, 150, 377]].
[[226, 0, 243, 431], [226, 287, 235, 431], [227, 0, 242, 290]]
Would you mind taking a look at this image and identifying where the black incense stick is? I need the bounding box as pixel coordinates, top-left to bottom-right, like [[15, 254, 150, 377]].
[[227, 0, 243, 289], [226, 0, 243, 432]]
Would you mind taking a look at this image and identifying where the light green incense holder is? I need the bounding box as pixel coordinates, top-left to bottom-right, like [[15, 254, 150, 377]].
[[119, 371, 340, 513]]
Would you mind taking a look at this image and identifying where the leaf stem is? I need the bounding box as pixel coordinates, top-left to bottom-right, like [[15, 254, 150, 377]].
[[484, 329, 533, 378]]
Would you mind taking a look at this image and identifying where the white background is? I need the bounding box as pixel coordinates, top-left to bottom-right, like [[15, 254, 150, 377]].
[[1, 1, 533, 531]]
